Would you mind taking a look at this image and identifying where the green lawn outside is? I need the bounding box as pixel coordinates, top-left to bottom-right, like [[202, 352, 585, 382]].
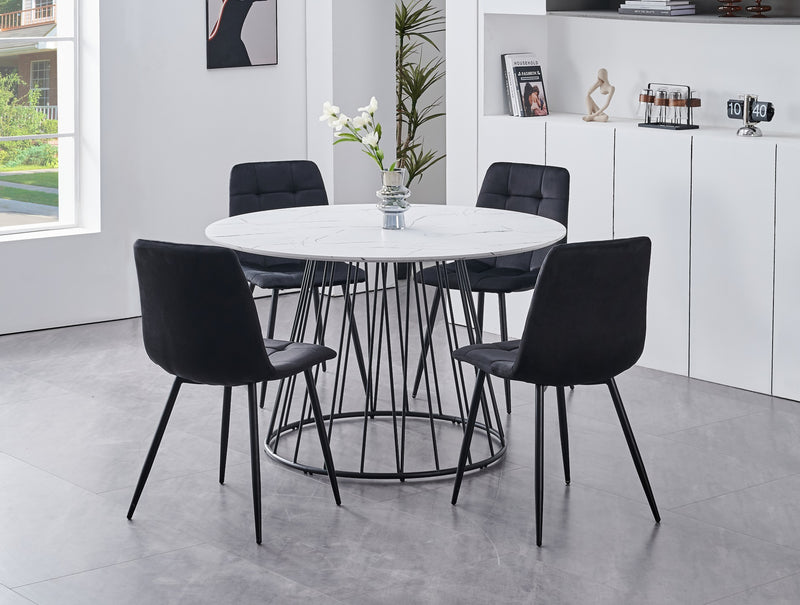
[[0, 170, 58, 188], [0, 185, 58, 206]]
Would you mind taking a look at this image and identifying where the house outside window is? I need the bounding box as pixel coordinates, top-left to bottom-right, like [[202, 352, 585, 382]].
[[0, 0, 75, 235]]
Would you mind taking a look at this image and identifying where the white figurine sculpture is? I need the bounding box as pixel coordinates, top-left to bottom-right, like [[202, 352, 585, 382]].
[[583, 68, 615, 122]]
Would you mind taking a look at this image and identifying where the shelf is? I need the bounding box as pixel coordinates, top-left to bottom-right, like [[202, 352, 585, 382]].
[[479, 0, 546, 16], [481, 112, 799, 140], [549, 10, 800, 24]]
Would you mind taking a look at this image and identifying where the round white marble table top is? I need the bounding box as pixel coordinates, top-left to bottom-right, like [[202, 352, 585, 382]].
[[205, 204, 566, 263]]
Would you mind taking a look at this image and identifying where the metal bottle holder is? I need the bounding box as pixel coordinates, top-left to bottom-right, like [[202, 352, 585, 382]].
[[638, 83, 700, 130]]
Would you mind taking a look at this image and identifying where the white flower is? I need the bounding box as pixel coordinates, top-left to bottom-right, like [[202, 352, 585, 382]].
[[319, 101, 340, 123], [332, 114, 349, 131], [357, 96, 378, 115], [351, 112, 371, 129], [361, 131, 379, 147]]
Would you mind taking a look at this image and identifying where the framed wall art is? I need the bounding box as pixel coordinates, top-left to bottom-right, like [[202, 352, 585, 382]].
[[206, 0, 278, 69]]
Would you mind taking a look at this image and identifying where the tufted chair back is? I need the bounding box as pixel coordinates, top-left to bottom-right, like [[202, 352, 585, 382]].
[[229, 160, 328, 271], [477, 162, 570, 273]]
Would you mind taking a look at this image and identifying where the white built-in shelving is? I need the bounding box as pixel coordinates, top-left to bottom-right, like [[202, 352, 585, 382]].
[[447, 0, 800, 400]]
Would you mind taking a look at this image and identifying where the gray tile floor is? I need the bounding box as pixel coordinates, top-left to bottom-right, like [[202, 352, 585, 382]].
[[2, 291, 800, 604]]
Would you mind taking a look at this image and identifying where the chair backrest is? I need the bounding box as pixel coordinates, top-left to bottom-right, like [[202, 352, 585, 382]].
[[477, 162, 570, 273], [229, 160, 328, 270], [511, 236, 652, 386], [229, 160, 328, 217], [134, 239, 273, 386]]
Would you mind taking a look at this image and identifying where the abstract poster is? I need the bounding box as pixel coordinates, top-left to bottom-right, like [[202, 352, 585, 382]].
[[206, 0, 277, 69]]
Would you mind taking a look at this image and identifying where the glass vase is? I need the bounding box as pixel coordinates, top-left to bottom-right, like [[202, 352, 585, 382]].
[[376, 168, 410, 230]]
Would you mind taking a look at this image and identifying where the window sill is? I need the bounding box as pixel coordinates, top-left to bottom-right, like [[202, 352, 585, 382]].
[[0, 224, 100, 243]]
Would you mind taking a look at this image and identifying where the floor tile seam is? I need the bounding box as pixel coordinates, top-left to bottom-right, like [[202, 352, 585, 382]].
[[669, 470, 800, 512], [668, 506, 800, 554], [702, 569, 800, 604], [646, 426, 798, 478], [657, 408, 775, 440], [96, 461, 251, 497], [3, 347, 149, 375], [9, 542, 209, 591], [2, 588, 37, 605], [208, 540, 349, 604], [562, 404, 767, 440], [0, 450, 106, 497], [647, 408, 782, 437]]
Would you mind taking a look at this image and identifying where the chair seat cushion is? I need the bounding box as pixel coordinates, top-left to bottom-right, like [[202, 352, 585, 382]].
[[452, 340, 520, 379], [263, 339, 336, 380], [416, 261, 540, 294], [242, 258, 365, 290]]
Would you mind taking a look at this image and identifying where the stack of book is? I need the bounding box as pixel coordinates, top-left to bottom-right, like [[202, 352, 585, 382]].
[[618, 1, 696, 16], [501, 53, 549, 118]]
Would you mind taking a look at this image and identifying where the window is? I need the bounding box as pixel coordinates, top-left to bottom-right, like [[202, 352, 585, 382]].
[[30, 59, 50, 107], [0, 1, 76, 236]]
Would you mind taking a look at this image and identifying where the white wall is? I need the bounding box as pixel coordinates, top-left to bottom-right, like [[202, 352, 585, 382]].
[[330, 0, 396, 205], [0, 0, 396, 335]]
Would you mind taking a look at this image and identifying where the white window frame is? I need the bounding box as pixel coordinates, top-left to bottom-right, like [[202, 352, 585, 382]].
[[0, 0, 78, 238], [30, 58, 51, 106]]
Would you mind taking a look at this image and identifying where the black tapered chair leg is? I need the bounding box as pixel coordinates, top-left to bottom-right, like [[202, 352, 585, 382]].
[[267, 288, 280, 339], [311, 287, 327, 373], [127, 377, 182, 520], [346, 306, 369, 393], [535, 384, 545, 547], [498, 293, 512, 414], [260, 289, 281, 408], [556, 386, 570, 485], [247, 383, 263, 544], [451, 371, 487, 505], [476, 292, 485, 332], [607, 378, 660, 523], [219, 386, 232, 484], [304, 369, 341, 505], [411, 288, 441, 398]]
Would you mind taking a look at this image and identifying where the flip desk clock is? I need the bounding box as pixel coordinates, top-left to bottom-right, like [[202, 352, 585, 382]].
[[727, 94, 775, 137]]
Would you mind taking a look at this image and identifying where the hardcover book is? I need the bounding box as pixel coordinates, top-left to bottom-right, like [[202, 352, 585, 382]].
[[501, 53, 546, 117], [618, 6, 696, 14], [514, 64, 548, 117]]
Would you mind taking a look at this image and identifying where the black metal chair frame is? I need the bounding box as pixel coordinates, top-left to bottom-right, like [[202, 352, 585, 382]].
[[228, 160, 369, 408], [450, 237, 660, 547], [412, 162, 570, 415], [126, 240, 341, 544]]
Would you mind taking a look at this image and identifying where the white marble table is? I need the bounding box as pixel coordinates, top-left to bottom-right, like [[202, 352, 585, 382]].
[[205, 203, 566, 262], [206, 204, 566, 480]]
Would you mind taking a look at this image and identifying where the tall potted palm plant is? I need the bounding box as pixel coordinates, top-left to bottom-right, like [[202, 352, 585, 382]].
[[396, 0, 445, 187]]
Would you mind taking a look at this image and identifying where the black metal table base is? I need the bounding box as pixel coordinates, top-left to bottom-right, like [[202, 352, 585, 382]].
[[263, 259, 505, 480]]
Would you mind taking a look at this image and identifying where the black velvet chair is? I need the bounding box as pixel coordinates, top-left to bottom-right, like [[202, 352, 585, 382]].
[[127, 239, 341, 544], [230, 160, 367, 405], [451, 237, 660, 547], [413, 162, 570, 413]]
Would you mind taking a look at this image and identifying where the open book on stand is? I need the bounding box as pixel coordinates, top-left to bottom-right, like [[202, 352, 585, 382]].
[[501, 53, 549, 117]]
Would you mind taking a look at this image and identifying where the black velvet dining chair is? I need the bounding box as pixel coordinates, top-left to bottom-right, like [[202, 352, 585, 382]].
[[229, 160, 367, 406], [450, 236, 660, 547], [413, 162, 570, 413], [127, 239, 341, 544]]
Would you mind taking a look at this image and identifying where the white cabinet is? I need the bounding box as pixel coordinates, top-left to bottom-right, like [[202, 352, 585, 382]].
[[615, 128, 692, 376], [546, 118, 614, 242], [689, 135, 776, 394], [772, 142, 800, 401], [447, 4, 800, 398], [478, 116, 545, 179]]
